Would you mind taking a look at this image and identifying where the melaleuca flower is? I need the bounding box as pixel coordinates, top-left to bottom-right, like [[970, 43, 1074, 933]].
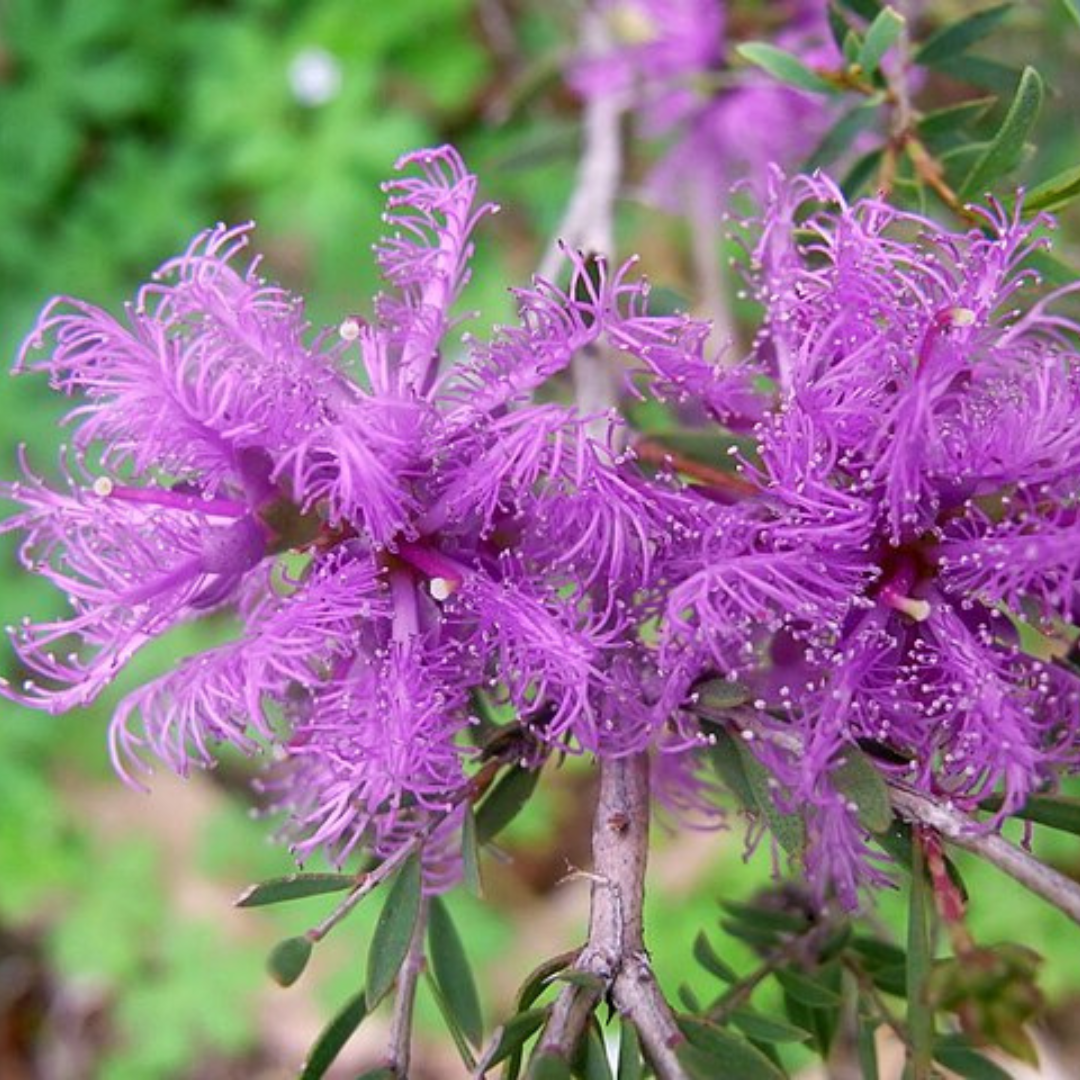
[[2, 146, 710, 879], [665, 171, 1080, 906]]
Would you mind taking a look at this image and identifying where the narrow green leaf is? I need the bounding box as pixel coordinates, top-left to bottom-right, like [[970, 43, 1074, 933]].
[[365, 854, 423, 1009], [678, 1017, 787, 1080], [933, 1034, 1014, 1080], [838, 0, 883, 18], [805, 102, 882, 170], [532, 1053, 573, 1080], [355, 1070, 395, 1080], [720, 900, 810, 934], [827, 3, 854, 52], [267, 935, 313, 988], [735, 739, 807, 856], [476, 764, 541, 844], [517, 952, 578, 1011], [730, 1007, 812, 1044], [916, 97, 995, 140], [693, 676, 752, 712], [678, 983, 702, 1011], [425, 971, 478, 1071], [693, 931, 738, 983], [958, 66, 1043, 200], [907, 838, 935, 1079], [461, 804, 483, 895], [858, 1019, 881, 1080], [831, 746, 893, 833], [704, 727, 756, 810], [1058, 0, 1080, 28], [235, 872, 356, 908], [857, 7, 905, 75], [943, 55, 1022, 94], [736, 42, 837, 94], [485, 1007, 549, 1068], [573, 1022, 614, 1080], [617, 1020, 643, 1080], [554, 970, 607, 994], [774, 968, 843, 1008], [299, 989, 370, 1080], [1021, 164, 1080, 215], [915, 4, 1012, 67], [850, 936, 906, 970], [842, 147, 885, 196], [428, 897, 483, 1048]]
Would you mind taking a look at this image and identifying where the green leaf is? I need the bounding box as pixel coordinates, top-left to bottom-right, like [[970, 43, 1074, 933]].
[[693, 931, 738, 983], [734, 740, 807, 856], [842, 147, 885, 196], [267, 935, 313, 988], [355, 1070, 395, 1080], [958, 66, 1043, 201], [1021, 165, 1080, 216], [461, 804, 483, 895], [944, 56, 1023, 94], [837, 0, 883, 18], [915, 4, 1012, 67], [704, 727, 756, 810], [516, 952, 578, 1011], [554, 970, 607, 994], [736, 42, 837, 95], [774, 968, 843, 1008], [428, 897, 483, 1048], [425, 971, 478, 1071], [365, 853, 423, 1009], [907, 838, 935, 1078], [720, 900, 811, 935], [484, 1007, 549, 1068], [857, 7, 905, 75], [617, 1020, 643, 1080], [1058, 0, 1080, 29], [831, 746, 892, 833], [573, 1022, 614, 1080], [235, 872, 356, 908], [532, 1053, 573, 1080], [916, 97, 996, 141], [858, 1019, 880, 1080], [805, 101, 882, 171], [476, 764, 542, 844], [730, 1007, 812, 1044], [677, 1017, 787, 1080], [933, 1034, 1014, 1080], [299, 989, 369, 1080], [693, 677, 752, 712]]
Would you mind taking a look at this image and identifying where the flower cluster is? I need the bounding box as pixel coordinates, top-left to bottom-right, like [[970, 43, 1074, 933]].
[[1, 146, 710, 880], [665, 170, 1080, 905]]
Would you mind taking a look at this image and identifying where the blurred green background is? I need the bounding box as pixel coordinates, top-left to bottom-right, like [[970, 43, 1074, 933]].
[[3, 1, 1080, 1077]]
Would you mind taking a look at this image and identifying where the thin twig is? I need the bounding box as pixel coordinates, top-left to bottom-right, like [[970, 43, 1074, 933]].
[[888, 784, 1080, 925], [725, 707, 1080, 927], [306, 836, 424, 944], [385, 896, 430, 1076], [530, 755, 689, 1079], [537, 10, 625, 283]]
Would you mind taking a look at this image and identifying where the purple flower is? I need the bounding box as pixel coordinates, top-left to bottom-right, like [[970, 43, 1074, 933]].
[[665, 171, 1080, 905], [2, 146, 710, 879]]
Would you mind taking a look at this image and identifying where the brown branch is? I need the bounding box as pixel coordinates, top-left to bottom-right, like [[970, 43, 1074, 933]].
[[385, 896, 429, 1076], [633, 436, 759, 497], [532, 755, 688, 1079], [725, 708, 1080, 927]]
